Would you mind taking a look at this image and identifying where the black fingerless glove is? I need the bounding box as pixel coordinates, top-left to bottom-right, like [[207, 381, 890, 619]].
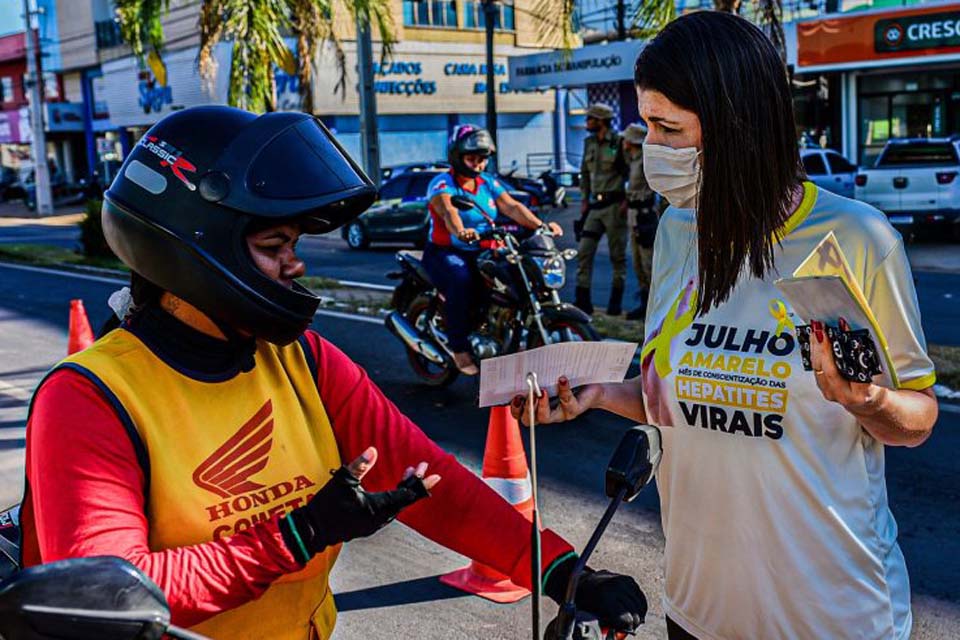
[[279, 466, 430, 563], [544, 554, 647, 633]]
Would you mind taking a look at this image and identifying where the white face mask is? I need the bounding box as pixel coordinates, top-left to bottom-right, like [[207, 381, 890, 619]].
[[642, 143, 702, 209]]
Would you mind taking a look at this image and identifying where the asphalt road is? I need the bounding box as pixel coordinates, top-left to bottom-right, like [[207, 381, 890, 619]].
[[1, 261, 959, 639], [5, 211, 957, 347]]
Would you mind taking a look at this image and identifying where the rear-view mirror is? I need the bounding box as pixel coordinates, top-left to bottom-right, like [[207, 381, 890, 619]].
[[605, 425, 662, 502], [0, 556, 171, 640]]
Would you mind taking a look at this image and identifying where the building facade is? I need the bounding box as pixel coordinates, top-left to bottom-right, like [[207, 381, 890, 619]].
[[787, 1, 960, 166], [72, 0, 569, 177]]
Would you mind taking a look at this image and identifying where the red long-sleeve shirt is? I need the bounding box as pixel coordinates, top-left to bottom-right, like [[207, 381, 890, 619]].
[[22, 330, 572, 627]]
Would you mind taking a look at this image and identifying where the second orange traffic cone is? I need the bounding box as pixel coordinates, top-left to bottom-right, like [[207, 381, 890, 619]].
[[439, 405, 534, 603], [67, 299, 94, 355]]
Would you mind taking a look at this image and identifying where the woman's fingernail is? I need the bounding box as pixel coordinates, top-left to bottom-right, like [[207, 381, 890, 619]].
[[512, 396, 522, 407], [559, 376, 568, 385], [813, 322, 824, 343]]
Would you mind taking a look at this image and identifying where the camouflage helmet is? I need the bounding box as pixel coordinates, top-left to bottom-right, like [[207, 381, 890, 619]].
[[586, 102, 615, 121]]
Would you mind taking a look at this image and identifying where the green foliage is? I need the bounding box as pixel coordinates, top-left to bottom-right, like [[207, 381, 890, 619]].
[[630, 0, 785, 55], [0, 243, 126, 270], [115, 0, 398, 114], [78, 199, 117, 260], [115, 0, 170, 59]]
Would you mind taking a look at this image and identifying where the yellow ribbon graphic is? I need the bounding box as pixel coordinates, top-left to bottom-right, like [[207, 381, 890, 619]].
[[640, 287, 699, 378], [768, 299, 795, 337]]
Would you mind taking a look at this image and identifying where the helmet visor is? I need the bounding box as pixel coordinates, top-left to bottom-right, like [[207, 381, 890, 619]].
[[247, 119, 368, 200], [215, 116, 377, 232], [460, 130, 495, 156]]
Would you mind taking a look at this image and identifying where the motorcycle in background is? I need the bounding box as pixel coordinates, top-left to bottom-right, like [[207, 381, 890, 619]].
[[385, 196, 597, 386], [496, 167, 566, 211]]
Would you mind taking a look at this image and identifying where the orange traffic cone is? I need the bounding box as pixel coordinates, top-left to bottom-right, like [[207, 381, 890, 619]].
[[67, 299, 94, 355], [439, 405, 533, 603]]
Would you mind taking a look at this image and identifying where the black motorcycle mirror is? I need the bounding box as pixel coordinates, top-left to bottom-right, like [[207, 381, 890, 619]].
[[545, 425, 662, 640], [449, 194, 476, 211], [0, 556, 208, 640]]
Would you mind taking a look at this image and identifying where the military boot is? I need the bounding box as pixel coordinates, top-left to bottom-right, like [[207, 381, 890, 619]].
[[607, 286, 624, 316], [575, 287, 594, 315]]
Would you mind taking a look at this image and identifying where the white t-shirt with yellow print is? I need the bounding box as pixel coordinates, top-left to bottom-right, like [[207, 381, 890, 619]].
[[641, 182, 936, 640]]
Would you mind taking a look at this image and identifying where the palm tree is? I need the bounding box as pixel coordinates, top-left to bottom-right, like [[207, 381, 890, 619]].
[[632, 0, 786, 57], [114, 0, 396, 113], [533, 0, 785, 56]]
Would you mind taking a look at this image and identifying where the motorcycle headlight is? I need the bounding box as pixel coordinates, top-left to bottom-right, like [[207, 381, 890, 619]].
[[533, 255, 566, 290]]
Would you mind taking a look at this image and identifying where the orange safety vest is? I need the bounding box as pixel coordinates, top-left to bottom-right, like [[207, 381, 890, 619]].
[[61, 329, 342, 640]]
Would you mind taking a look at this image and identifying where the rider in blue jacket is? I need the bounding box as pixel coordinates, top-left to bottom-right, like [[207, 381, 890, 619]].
[[424, 125, 562, 375]]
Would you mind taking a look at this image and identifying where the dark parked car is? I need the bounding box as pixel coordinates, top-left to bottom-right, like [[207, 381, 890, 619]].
[[342, 169, 442, 249], [0, 166, 19, 200], [380, 161, 449, 183], [343, 167, 541, 250]]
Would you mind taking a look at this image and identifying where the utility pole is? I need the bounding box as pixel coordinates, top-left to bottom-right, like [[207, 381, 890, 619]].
[[483, 0, 498, 171], [22, 0, 52, 215], [355, 14, 381, 185], [616, 0, 626, 40]]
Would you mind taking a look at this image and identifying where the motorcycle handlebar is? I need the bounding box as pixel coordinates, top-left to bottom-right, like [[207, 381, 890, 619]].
[[474, 225, 552, 243]]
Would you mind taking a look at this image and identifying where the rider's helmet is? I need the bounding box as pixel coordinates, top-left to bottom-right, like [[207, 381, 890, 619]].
[[447, 124, 495, 178], [102, 106, 377, 345]]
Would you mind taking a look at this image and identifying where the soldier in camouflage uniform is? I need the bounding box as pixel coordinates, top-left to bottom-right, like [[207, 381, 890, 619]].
[[575, 103, 628, 315]]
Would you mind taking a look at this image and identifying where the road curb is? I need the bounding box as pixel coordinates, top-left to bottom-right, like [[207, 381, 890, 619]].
[[5, 258, 959, 400], [0, 258, 394, 292]]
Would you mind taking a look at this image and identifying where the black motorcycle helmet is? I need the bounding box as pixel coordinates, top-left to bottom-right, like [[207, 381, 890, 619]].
[[447, 124, 495, 178], [102, 106, 377, 345]]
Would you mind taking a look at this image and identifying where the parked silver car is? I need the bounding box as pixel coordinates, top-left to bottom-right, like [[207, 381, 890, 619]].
[[801, 148, 857, 199]]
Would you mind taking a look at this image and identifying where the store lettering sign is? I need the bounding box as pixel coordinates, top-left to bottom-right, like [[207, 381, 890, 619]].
[[138, 71, 173, 115], [365, 59, 514, 98], [507, 40, 643, 89], [275, 71, 303, 111], [875, 11, 960, 52], [513, 54, 622, 78], [370, 60, 436, 96]]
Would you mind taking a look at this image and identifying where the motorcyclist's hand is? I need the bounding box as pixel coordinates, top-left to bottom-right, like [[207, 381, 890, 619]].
[[282, 446, 440, 560], [543, 555, 646, 633], [510, 377, 603, 426], [546, 221, 564, 237], [457, 228, 480, 243], [574, 569, 647, 632]]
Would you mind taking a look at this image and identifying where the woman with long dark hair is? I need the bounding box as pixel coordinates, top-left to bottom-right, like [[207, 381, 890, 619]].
[[514, 11, 939, 639]]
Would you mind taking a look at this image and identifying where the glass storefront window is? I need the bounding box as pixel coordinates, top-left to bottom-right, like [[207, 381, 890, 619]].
[[857, 69, 960, 165]]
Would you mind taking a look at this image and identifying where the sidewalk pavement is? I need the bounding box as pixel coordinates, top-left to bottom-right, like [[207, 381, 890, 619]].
[[0, 199, 85, 221]]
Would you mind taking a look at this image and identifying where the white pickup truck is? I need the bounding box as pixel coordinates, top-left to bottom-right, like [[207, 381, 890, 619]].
[[854, 136, 960, 239]]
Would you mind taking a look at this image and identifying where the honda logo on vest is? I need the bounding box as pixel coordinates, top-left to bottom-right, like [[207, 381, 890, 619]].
[[193, 400, 275, 498]]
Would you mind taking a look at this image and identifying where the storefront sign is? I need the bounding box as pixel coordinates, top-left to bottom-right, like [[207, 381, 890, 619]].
[[138, 71, 173, 114], [795, 5, 960, 72], [507, 39, 644, 90], [100, 44, 231, 127], [101, 39, 553, 126], [876, 11, 960, 52], [311, 41, 553, 115], [0, 109, 24, 144], [45, 102, 86, 132]]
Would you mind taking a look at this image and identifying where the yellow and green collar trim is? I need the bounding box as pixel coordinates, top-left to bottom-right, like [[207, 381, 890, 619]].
[[775, 181, 818, 241]]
